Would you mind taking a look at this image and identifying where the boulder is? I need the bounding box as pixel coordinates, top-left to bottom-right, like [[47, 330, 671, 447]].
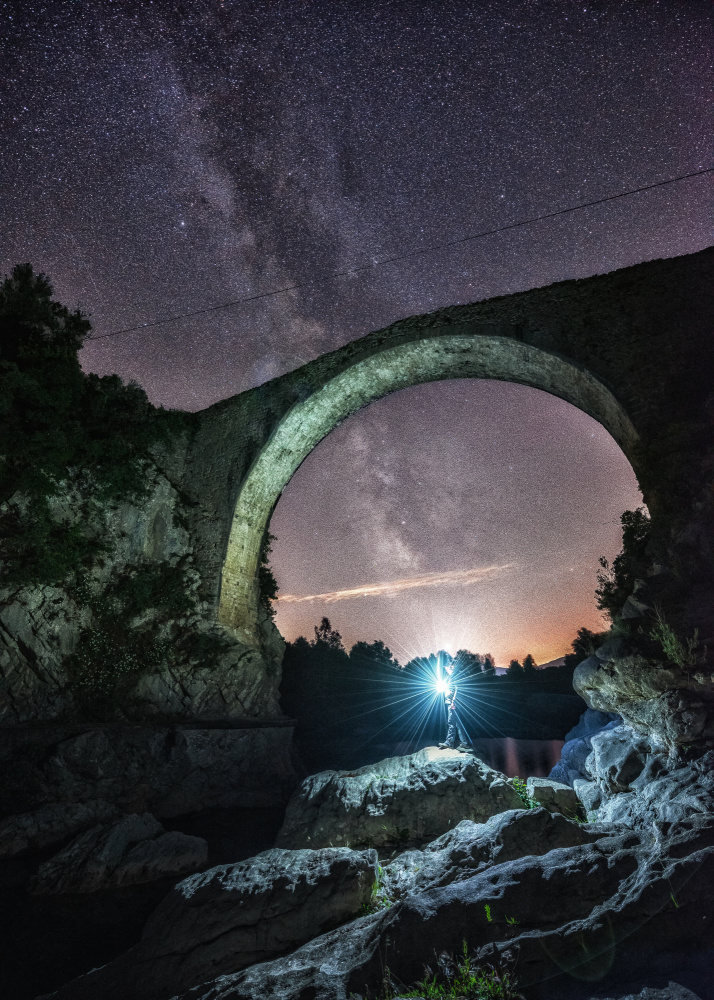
[[549, 712, 621, 786], [525, 777, 582, 817], [563, 706, 621, 742], [154, 817, 714, 1000], [586, 724, 650, 793], [381, 807, 599, 901], [276, 747, 522, 850], [573, 652, 714, 747], [29, 812, 207, 894], [0, 799, 120, 858], [45, 846, 377, 1000], [0, 722, 297, 819], [593, 987, 702, 1000]]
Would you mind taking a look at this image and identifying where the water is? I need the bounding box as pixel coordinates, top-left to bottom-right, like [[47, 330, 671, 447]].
[[295, 735, 564, 778]]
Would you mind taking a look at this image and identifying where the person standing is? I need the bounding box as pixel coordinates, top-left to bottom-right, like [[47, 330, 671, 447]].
[[438, 661, 472, 752]]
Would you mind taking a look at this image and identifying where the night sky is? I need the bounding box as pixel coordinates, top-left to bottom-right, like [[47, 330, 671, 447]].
[[2, 1, 711, 665]]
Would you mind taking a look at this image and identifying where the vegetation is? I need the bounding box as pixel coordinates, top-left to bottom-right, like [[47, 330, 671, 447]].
[[258, 530, 279, 614], [361, 864, 392, 914], [563, 627, 609, 671], [65, 559, 230, 714], [0, 263, 189, 587], [511, 777, 534, 809], [378, 940, 523, 1000], [648, 604, 704, 671], [595, 507, 651, 621], [281, 618, 587, 748]]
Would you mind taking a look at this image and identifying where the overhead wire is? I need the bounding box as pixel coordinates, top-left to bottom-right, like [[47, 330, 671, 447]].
[[86, 165, 713, 343]]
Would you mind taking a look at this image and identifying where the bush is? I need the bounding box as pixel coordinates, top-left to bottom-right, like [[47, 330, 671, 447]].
[[66, 561, 197, 714], [595, 507, 650, 620], [0, 263, 189, 587]]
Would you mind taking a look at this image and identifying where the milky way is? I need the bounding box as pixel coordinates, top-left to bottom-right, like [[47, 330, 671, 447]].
[[1, 1, 711, 663]]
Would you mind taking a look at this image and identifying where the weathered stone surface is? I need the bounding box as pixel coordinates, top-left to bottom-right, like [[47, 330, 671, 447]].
[[525, 776, 582, 817], [593, 986, 703, 1000], [150, 817, 714, 1000], [548, 707, 621, 786], [0, 462, 285, 728], [45, 846, 377, 1000], [554, 721, 714, 830], [30, 812, 207, 894], [0, 799, 120, 858], [0, 723, 297, 821], [586, 724, 650, 793], [564, 706, 622, 741], [573, 652, 714, 747], [380, 807, 599, 901], [276, 747, 522, 850]]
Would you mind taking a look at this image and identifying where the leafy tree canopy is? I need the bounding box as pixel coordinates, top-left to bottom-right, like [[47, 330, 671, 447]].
[[349, 639, 400, 670], [507, 658, 524, 679], [522, 653, 537, 674], [595, 507, 651, 620], [313, 616, 344, 651], [0, 264, 188, 586]]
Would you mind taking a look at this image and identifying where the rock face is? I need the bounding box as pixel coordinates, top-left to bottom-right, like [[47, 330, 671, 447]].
[[380, 807, 598, 902], [0, 723, 297, 822], [46, 846, 377, 1000], [135, 812, 713, 1000], [0, 799, 120, 858], [40, 746, 714, 1000], [275, 747, 522, 850], [0, 459, 285, 727], [549, 707, 622, 786], [573, 648, 714, 748], [525, 776, 582, 817], [29, 812, 207, 894], [578, 725, 714, 830]]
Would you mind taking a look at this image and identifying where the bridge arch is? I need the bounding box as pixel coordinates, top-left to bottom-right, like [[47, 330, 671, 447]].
[[217, 333, 638, 640]]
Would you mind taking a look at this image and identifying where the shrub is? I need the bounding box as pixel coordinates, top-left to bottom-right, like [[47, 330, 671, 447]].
[[595, 507, 650, 621], [0, 263, 190, 587]]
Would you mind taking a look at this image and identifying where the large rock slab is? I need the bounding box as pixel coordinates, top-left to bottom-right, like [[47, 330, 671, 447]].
[[153, 816, 714, 1000], [45, 846, 377, 1000], [548, 707, 621, 786], [525, 777, 582, 817], [29, 812, 207, 894], [276, 747, 522, 850], [573, 651, 714, 747], [381, 807, 600, 901], [0, 722, 297, 819], [0, 799, 120, 858]]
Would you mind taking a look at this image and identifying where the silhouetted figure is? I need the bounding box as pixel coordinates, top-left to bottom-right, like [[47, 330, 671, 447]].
[[438, 661, 472, 752]]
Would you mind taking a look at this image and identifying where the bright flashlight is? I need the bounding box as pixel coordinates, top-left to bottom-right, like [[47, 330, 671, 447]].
[[435, 678, 449, 696]]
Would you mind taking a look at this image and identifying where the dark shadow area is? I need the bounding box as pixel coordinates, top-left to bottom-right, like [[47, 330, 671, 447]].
[[0, 806, 285, 1000]]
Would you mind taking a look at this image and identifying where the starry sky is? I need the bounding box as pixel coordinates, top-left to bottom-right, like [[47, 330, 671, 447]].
[[1, 1, 711, 665]]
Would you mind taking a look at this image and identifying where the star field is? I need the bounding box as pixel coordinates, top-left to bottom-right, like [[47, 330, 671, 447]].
[[1, 0, 711, 663]]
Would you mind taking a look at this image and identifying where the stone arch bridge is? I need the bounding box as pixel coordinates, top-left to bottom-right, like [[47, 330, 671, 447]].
[[182, 249, 711, 630], [173, 247, 714, 743]]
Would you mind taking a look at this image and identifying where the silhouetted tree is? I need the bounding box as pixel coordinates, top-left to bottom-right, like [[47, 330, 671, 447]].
[[258, 531, 278, 613], [0, 263, 188, 585], [564, 627, 609, 670], [453, 649, 482, 677], [313, 617, 344, 651], [349, 640, 399, 670], [507, 658, 524, 680], [595, 507, 650, 620], [482, 653, 497, 674], [522, 653, 537, 676]]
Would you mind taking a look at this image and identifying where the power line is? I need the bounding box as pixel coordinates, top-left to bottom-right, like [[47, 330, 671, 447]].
[[87, 165, 713, 342]]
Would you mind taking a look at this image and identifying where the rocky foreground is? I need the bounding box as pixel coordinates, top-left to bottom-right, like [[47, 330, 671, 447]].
[[36, 719, 713, 1000]]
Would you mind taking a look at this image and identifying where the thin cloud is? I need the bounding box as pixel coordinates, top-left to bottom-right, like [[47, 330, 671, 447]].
[[276, 564, 514, 604]]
